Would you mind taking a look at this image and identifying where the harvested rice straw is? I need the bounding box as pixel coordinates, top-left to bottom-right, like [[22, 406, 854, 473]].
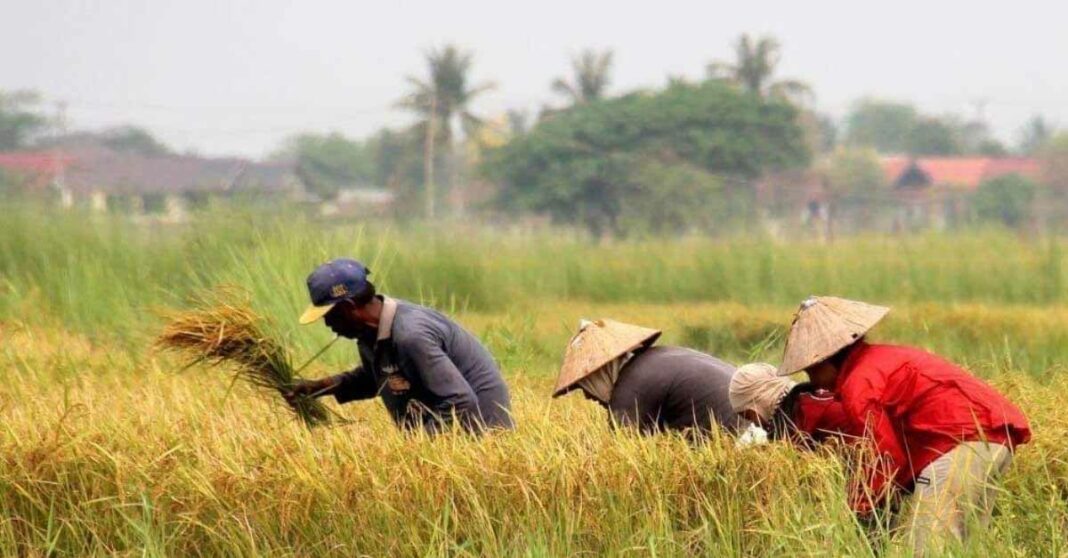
[[156, 288, 335, 428]]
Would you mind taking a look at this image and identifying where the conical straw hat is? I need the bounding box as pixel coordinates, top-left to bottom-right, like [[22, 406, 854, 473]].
[[553, 319, 662, 397], [778, 296, 890, 376]]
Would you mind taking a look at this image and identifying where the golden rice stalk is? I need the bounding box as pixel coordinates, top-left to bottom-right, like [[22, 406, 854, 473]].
[[155, 288, 331, 428]]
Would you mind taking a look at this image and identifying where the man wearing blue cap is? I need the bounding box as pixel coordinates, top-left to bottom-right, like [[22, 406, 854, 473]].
[[285, 259, 514, 433]]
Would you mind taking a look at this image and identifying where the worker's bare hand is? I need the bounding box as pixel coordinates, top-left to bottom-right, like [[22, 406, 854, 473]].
[[284, 377, 337, 407]]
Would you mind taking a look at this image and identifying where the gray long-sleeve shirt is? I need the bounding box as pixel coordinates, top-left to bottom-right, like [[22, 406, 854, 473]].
[[609, 346, 747, 436], [330, 297, 513, 433]]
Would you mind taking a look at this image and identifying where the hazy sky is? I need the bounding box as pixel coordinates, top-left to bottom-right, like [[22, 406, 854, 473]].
[[3, 0, 1065, 159]]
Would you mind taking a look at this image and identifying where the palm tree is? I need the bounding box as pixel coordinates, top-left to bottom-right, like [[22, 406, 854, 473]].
[[706, 34, 811, 105], [1019, 115, 1051, 154], [400, 44, 495, 149], [398, 45, 495, 218], [551, 49, 614, 105]]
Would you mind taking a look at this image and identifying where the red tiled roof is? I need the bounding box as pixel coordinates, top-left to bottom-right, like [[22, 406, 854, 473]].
[[880, 156, 911, 184], [0, 151, 74, 176], [983, 157, 1042, 180], [881, 156, 1043, 191], [0, 147, 297, 195], [60, 146, 245, 195], [921, 158, 991, 188]]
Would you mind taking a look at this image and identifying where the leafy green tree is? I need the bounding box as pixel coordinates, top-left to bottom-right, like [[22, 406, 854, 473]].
[[505, 109, 530, 137], [1037, 133, 1068, 228], [0, 90, 47, 150], [799, 110, 837, 154], [551, 49, 614, 105], [484, 81, 809, 237], [1019, 116, 1052, 154], [844, 99, 919, 153], [845, 99, 976, 156], [955, 118, 1002, 155], [973, 174, 1036, 228], [824, 147, 884, 198], [98, 126, 171, 156], [622, 159, 725, 235], [706, 34, 811, 104], [279, 132, 375, 200], [367, 127, 427, 215], [820, 147, 884, 234], [905, 117, 962, 156], [976, 139, 1008, 157], [1040, 133, 1068, 196]]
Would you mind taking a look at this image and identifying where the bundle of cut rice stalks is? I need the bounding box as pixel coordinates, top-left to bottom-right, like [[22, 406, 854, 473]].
[[156, 288, 335, 428]]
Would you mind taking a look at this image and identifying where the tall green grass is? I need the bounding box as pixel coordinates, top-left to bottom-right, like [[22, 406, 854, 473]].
[[2, 205, 1066, 371], [2, 205, 1066, 323]]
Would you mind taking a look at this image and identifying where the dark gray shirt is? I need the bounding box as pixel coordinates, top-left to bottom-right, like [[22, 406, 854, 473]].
[[331, 297, 513, 433], [609, 346, 746, 436]]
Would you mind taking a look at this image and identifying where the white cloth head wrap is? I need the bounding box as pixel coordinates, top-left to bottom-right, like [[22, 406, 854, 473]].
[[576, 352, 632, 404], [729, 362, 797, 421]]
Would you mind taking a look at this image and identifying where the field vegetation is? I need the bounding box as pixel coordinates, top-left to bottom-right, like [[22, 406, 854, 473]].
[[2, 207, 1067, 556]]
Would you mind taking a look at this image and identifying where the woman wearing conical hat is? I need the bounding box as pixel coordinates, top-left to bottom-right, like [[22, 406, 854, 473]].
[[778, 296, 1031, 554], [553, 319, 747, 436]]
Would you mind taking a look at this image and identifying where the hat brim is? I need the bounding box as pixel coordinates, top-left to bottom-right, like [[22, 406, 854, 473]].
[[552, 320, 662, 397], [299, 303, 336, 325], [776, 298, 889, 376]]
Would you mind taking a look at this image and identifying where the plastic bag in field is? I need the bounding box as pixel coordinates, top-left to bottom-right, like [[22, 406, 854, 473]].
[[736, 423, 769, 448]]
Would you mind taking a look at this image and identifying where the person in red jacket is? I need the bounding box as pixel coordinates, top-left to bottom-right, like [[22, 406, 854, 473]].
[[729, 363, 858, 447], [771, 382, 857, 447], [777, 296, 1031, 554]]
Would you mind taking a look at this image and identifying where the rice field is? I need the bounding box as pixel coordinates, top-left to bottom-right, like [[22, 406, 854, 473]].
[[2, 206, 1067, 556]]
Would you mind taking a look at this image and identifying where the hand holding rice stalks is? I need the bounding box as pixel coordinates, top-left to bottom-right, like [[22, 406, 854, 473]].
[[156, 289, 333, 428]]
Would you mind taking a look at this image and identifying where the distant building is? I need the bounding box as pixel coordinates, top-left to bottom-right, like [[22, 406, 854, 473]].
[[881, 156, 1043, 230], [319, 187, 396, 218], [0, 146, 304, 221], [755, 156, 1046, 236]]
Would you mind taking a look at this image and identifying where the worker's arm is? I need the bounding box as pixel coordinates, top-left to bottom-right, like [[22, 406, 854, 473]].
[[842, 370, 910, 515], [284, 366, 378, 407], [799, 395, 855, 443], [397, 330, 480, 431], [329, 366, 380, 403]]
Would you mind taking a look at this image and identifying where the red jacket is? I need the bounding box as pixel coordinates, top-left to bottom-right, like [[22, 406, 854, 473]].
[[835, 342, 1031, 513], [795, 389, 857, 444]]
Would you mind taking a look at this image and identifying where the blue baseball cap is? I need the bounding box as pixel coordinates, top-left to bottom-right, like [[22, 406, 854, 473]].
[[298, 258, 372, 324]]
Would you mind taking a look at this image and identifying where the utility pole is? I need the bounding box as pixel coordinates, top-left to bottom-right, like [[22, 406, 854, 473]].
[[424, 92, 438, 220]]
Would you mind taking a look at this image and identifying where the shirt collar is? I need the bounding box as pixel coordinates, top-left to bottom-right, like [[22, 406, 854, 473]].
[[377, 296, 398, 341]]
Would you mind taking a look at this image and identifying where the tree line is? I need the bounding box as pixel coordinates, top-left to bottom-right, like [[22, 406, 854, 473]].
[[2, 35, 1067, 235], [272, 36, 1067, 236]]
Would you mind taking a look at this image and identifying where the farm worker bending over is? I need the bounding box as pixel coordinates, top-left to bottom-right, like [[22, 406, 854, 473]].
[[285, 259, 513, 434], [777, 296, 1031, 553], [552, 319, 747, 437], [730, 362, 856, 446]]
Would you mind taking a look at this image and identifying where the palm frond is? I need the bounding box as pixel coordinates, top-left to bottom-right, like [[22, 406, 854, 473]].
[[551, 77, 580, 103], [768, 79, 814, 106], [705, 61, 737, 80]]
